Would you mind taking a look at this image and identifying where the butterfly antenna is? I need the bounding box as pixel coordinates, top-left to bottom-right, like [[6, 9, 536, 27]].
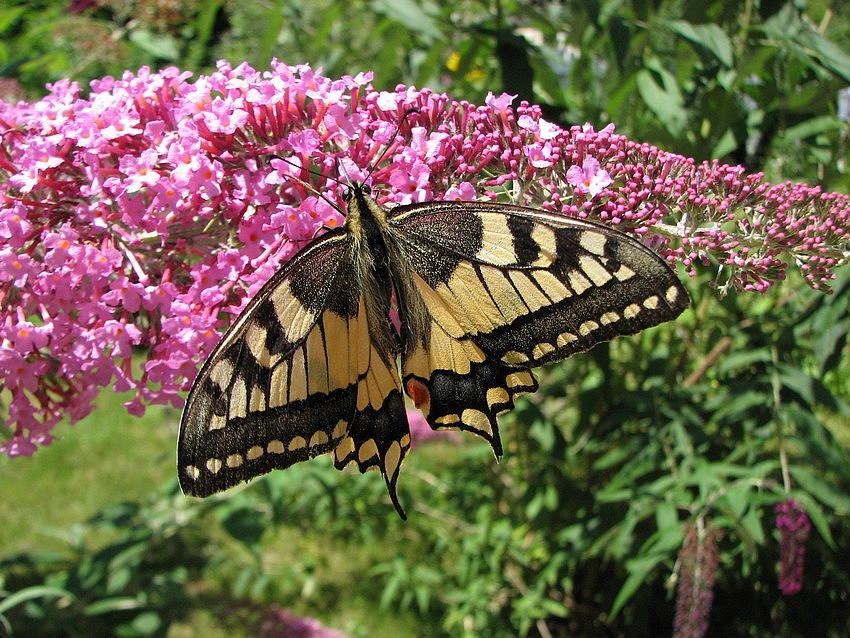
[[361, 107, 421, 189], [267, 153, 345, 216], [268, 106, 420, 205]]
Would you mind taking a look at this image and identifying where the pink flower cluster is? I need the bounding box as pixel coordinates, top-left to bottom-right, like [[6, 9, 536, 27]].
[[256, 605, 348, 638], [407, 409, 461, 448], [775, 497, 811, 595], [673, 521, 720, 638], [1, 60, 848, 455]]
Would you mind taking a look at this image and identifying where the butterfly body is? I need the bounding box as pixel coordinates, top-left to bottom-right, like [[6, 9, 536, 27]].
[[179, 184, 689, 517]]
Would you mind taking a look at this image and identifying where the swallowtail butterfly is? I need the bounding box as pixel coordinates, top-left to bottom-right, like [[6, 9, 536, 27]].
[[178, 182, 689, 518]]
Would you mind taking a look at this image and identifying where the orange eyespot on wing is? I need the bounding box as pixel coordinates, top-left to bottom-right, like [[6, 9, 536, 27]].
[[405, 377, 431, 409]]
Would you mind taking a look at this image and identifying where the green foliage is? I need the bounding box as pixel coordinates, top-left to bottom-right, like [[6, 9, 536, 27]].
[[2, 267, 849, 636], [2, 1, 850, 636], [0, 474, 430, 637], [218, 269, 850, 637], [3, 1, 848, 189], [0, 486, 201, 637]]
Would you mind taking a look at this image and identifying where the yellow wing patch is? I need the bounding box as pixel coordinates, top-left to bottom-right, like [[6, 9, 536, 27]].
[[402, 316, 536, 454]]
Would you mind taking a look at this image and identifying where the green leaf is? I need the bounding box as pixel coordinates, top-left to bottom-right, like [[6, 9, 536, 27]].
[[665, 20, 734, 67], [778, 364, 827, 408], [792, 492, 837, 549], [184, 0, 224, 69], [106, 565, 133, 593], [813, 321, 848, 376], [256, 2, 289, 65], [795, 29, 850, 81], [790, 466, 850, 514], [648, 519, 685, 555], [0, 6, 28, 35], [84, 596, 143, 616], [738, 507, 765, 546], [592, 444, 633, 470], [711, 127, 739, 158], [783, 115, 844, 142], [636, 63, 686, 136], [125, 611, 162, 636], [371, 0, 441, 42], [720, 482, 751, 520], [414, 583, 432, 613], [231, 565, 254, 599], [715, 347, 771, 374], [655, 503, 679, 531], [709, 390, 768, 423], [610, 555, 664, 619], [0, 586, 73, 615], [217, 504, 267, 549], [128, 30, 181, 61], [379, 559, 404, 609]]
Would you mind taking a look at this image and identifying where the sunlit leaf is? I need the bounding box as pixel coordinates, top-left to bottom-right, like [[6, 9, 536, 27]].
[[666, 20, 734, 67]]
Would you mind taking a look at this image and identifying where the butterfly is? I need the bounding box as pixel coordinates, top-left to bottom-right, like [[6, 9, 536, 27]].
[[178, 181, 689, 518]]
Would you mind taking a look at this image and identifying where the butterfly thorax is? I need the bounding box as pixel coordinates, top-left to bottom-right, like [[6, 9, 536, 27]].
[[344, 184, 402, 365], [344, 183, 390, 267]]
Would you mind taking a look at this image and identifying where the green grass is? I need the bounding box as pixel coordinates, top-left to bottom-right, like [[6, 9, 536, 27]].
[[0, 391, 176, 555], [0, 390, 438, 638]]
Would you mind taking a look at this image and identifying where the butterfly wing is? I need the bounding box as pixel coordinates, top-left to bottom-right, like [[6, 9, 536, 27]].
[[389, 201, 689, 453], [328, 292, 410, 517], [178, 229, 409, 514]]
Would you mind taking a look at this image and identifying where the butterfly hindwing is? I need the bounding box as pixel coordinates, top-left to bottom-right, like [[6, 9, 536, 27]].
[[329, 296, 411, 517], [332, 380, 410, 516], [401, 315, 538, 455]]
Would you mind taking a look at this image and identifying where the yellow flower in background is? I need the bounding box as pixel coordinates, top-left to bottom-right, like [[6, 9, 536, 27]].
[[445, 51, 485, 81]]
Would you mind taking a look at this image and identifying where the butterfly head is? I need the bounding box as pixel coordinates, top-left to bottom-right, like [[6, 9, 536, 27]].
[[343, 182, 372, 202], [342, 182, 390, 238]]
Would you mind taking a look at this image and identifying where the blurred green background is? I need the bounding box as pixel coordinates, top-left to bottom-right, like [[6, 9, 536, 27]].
[[1, 1, 849, 636]]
